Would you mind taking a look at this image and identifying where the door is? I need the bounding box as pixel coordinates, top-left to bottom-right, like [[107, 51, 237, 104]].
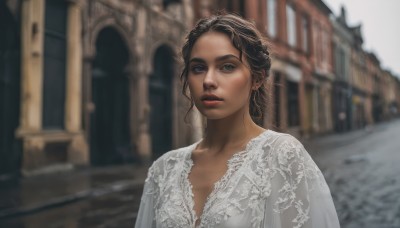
[[0, 3, 21, 177], [90, 27, 131, 165], [149, 45, 174, 158]]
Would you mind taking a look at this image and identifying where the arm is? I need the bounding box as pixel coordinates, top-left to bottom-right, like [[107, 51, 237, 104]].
[[135, 167, 157, 228], [263, 135, 340, 228]]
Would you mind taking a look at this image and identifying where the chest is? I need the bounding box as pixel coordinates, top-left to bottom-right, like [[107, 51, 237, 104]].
[[188, 158, 227, 192], [154, 155, 271, 228]]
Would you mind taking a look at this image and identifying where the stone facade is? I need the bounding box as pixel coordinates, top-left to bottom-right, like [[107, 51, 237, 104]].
[[13, 0, 89, 175], [2, 0, 400, 177], [1, 0, 195, 176]]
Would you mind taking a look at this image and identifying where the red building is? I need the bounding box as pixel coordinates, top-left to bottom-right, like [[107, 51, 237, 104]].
[[193, 0, 334, 138]]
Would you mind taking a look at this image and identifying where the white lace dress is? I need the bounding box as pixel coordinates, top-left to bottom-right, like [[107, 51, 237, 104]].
[[135, 130, 340, 228]]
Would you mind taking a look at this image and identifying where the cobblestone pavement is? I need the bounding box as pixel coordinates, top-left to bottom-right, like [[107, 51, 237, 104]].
[[305, 119, 400, 228]]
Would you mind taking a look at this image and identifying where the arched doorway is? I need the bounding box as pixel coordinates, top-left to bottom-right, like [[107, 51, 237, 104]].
[[90, 27, 131, 166], [149, 45, 174, 158], [0, 3, 21, 177]]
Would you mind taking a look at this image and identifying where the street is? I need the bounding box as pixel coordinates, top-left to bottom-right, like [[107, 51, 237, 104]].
[[306, 119, 400, 228], [1, 119, 400, 228], [0, 166, 147, 228]]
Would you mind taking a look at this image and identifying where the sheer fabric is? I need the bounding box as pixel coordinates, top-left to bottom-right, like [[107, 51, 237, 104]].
[[135, 130, 340, 228]]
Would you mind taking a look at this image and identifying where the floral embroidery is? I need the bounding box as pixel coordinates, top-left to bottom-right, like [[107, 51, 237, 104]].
[[140, 130, 333, 228]]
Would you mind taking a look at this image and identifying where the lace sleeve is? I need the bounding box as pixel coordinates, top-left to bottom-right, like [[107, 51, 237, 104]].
[[263, 135, 340, 228], [135, 165, 158, 228]]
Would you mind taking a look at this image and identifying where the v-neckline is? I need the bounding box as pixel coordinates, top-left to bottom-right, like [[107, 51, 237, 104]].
[[183, 130, 269, 227]]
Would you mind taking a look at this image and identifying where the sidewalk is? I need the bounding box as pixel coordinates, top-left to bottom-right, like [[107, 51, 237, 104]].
[[0, 164, 149, 220]]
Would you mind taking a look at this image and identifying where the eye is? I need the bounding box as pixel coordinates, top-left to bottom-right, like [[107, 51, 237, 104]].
[[220, 63, 236, 72], [190, 64, 206, 74]]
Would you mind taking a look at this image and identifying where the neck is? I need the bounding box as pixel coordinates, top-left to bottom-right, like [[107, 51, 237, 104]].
[[201, 109, 266, 153]]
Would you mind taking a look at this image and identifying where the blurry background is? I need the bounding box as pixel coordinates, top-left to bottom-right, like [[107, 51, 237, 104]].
[[0, 0, 399, 227]]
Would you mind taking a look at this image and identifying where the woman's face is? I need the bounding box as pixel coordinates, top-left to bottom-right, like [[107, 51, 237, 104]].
[[187, 32, 253, 120]]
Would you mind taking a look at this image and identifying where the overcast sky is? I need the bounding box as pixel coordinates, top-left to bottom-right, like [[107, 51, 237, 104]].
[[324, 0, 400, 78]]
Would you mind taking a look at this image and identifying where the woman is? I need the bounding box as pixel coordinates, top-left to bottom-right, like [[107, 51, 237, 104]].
[[135, 14, 340, 228]]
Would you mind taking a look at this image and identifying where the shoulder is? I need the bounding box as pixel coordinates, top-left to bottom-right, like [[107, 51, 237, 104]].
[[258, 130, 310, 167], [260, 131, 324, 187], [260, 130, 305, 153]]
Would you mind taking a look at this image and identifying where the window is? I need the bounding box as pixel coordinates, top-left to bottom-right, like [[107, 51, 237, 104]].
[[301, 15, 309, 53], [286, 4, 296, 47], [334, 44, 338, 74], [322, 30, 328, 62], [267, 0, 277, 37], [334, 45, 346, 80], [314, 23, 322, 66], [43, 0, 67, 129], [341, 49, 346, 80], [163, 0, 181, 9], [287, 81, 299, 126]]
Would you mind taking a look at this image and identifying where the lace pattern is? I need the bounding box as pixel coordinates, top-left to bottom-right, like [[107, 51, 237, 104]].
[[136, 130, 339, 228]]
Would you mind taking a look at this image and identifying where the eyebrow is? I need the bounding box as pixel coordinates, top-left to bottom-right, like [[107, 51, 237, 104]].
[[189, 54, 241, 64]]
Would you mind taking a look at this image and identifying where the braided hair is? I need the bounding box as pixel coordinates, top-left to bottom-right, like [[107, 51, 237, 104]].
[[180, 13, 271, 124]]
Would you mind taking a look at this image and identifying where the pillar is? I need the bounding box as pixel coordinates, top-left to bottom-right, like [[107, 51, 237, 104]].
[[18, 0, 45, 134], [65, 0, 88, 164], [18, 0, 46, 171]]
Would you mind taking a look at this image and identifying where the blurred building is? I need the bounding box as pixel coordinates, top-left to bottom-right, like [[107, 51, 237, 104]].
[[193, 0, 400, 137], [382, 70, 398, 120], [194, 0, 335, 138], [307, 0, 334, 135], [1, 0, 400, 177], [349, 24, 368, 129], [395, 78, 400, 117], [366, 51, 383, 124], [332, 6, 353, 132], [0, 0, 194, 177]]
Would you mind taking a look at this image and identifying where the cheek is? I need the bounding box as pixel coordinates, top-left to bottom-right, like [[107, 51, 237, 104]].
[[187, 78, 201, 97], [228, 76, 252, 97]]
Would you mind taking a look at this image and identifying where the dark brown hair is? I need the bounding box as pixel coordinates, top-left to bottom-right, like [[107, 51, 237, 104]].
[[180, 13, 271, 124]]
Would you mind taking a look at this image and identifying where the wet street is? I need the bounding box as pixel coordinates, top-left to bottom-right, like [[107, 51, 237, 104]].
[[1, 187, 143, 228], [306, 119, 400, 228], [0, 119, 400, 228], [0, 166, 147, 228]]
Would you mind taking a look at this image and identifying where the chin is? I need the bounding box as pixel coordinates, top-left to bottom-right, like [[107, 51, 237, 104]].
[[204, 115, 226, 120], [197, 109, 225, 119], [199, 109, 238, 120]]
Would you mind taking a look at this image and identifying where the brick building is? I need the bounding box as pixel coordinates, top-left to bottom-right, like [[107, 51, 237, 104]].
[[194, 0, 335, 138]]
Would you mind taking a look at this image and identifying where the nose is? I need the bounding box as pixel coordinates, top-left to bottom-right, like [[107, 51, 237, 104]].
[[203, 68, 217, 90]]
